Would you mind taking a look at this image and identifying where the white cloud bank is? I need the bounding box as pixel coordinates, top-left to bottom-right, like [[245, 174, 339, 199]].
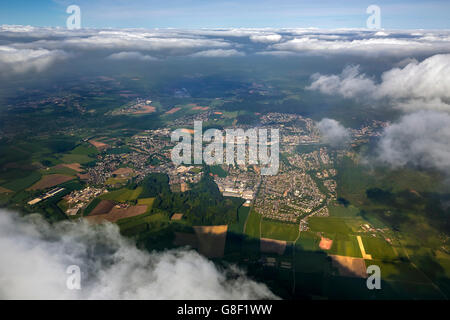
[[17, 31, 232, 53], [0, 211, 277, 300], [270, 31, 450, 57], [317, 118, 350, 147], [2, 26, 450, 75], [308, 54, 450, 112]]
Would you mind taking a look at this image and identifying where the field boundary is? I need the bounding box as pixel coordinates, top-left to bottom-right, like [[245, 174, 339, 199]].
[[357, 235, 372, 260]]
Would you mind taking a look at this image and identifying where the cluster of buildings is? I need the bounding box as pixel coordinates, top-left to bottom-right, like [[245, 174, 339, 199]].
[[255, 167, 326, 223], [211, 164, 259, 205], [130, 130, 173, 163], [168, 165, 203, 192], [350, 120, 389, 141], [287, 148, 330, 171], [83, 129, 175, 186], [84, 154, 124, 185], [261, 113, 320, 151], [170, 110, 212, 128], [322, 179, 337, 199], [110, 98, 154, 115], [64, 187, 108, 216]]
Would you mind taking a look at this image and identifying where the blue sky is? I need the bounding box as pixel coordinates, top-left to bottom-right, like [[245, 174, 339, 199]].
[[0, 0, 449, 29]]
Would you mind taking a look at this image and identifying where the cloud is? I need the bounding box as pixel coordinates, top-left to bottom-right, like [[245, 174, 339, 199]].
[[3, 27, 450, 59], [107, 51, 157, 61], [189, 49, 245, 58], [0, 211, 277, 300], [270, 30, 450, 57], [1, 26, 450, 76], [27, 35, 231, 53], [180, 28, 282, 39], [376, 54, 450, 102], [375, 111, 450, 174], [249, 34, 282, 43], [394, 57, 418, 68], [374, 31, 390, 37], [2, 28, 232, 56], [307, 65, 377, 99], [317, 118, 350, 147], [308, 54, 450, 112], [0, 46, 68, 74]]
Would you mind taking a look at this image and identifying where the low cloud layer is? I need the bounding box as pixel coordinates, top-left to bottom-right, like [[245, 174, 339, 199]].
[[270, 30, 450, 57], [375, 111, 450, 174], [1, 26, 450, 76], [0, 211, 277, 300], [308, 54, 450, 112], [0, 46, 68, 74], [317, 118, 350, 147]]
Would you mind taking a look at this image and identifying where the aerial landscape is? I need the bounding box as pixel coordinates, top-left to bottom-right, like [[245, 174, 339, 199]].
[[0, 0, 450, 304]]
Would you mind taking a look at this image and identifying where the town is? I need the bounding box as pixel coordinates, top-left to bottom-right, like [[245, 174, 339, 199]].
[[25, 102, 388, 230]]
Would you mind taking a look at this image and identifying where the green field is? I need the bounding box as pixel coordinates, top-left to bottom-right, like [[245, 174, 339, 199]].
[[261, 219, 299, 241], [1, 171, 42, 192], [308, 217, 352, 234], [41, 166, 79, 176], [105, 177, 128, 185], [60, 153, 93, 164], [372, 260, 432, 284], [307, 216, 365, 257], [328, 236, 362, 258], [295, 231, 320, 251], [360, 236, 398, 261], [328, 204, 361, 218], [137, 197, 156, 206], [118, 212, 167, 229], [118, 212, 170, 236], [137, 197, 155, 213], [100, 187, 143, 202], [228, 206, 250, 234], [244, 209, 261, 239], [59, 144, 98, 164], [242, 209, 299, 241]]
